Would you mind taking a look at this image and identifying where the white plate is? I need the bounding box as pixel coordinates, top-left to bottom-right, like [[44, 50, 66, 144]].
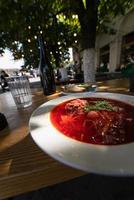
[[29, 92, 134, 176], [61, 84, 97, 95]]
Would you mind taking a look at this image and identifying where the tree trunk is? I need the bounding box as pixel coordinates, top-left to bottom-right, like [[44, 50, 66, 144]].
[[83, 48, 95, 83], [76, 0, 98, 83]]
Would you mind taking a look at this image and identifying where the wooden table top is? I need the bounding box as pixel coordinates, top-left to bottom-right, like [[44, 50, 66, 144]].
[[0, 78, 133, 199]]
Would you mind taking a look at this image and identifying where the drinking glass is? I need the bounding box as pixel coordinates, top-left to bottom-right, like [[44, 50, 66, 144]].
[[7, 76, 32, 108]]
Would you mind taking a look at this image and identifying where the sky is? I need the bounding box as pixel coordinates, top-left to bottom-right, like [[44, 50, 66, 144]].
[[0, 49, 24, 70], [69, 47, 73, 61], [0, 48, 72, 70]]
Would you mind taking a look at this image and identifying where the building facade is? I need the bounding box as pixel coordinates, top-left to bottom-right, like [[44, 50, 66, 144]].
[[95, 8, 134, 72]]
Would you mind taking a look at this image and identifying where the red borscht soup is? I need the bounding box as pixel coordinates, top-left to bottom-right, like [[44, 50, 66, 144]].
[[50, 98, 134, 145]]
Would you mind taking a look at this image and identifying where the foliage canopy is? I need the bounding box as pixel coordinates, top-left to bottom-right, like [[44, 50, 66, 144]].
[[0, 0, 133, 69]]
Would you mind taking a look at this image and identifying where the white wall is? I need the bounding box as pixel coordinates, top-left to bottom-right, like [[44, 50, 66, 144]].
[[95, 8, 134, 71], [119, 9, 134, 36]]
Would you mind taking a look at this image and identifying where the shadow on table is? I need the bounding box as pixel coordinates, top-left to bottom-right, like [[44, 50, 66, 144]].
[[11, 173, 134, 200], [1, 135, 134, 200], [5, 138, 134, 200]]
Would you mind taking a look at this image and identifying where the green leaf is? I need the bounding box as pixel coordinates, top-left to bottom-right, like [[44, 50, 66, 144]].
[[84, 100, 114, 111]]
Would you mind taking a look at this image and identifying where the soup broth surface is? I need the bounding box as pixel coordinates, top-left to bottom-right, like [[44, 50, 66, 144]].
[[50, 98, 134, 145]]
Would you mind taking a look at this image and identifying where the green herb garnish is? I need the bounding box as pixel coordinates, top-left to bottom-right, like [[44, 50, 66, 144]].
[[84, 100, 113, 112]]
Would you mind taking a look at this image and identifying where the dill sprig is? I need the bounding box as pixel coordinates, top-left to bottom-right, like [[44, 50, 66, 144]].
[[84, 100, 113, 112]]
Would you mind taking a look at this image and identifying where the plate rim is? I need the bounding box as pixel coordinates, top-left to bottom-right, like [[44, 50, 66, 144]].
[[29, 92, 134, 176]]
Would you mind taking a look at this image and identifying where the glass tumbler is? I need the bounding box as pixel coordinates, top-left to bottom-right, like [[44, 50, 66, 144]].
[[7, 76, 32, 108]]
